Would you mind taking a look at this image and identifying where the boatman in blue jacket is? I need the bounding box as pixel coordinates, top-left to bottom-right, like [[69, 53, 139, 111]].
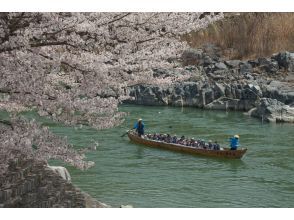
[[133, 118, 145, 137], [230, 135, 240, 150]]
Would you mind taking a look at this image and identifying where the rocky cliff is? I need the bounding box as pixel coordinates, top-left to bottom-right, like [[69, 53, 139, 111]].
[[124, 49, 294, 123]]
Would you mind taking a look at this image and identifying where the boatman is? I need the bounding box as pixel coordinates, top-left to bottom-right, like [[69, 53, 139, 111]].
[[133, 118, 145, 137], [229, 135, 240, 150]]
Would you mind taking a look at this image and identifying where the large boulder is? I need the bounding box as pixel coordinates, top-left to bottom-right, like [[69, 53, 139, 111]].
[[262, 81, 294, 105], [242, 83, 262, 99], [258, 57, 279, 74], [272, 51, 294, 72], [249, 98, 294, 123], [204, 97, 240, 110], [225, 60, 241, 68], [126, 85, 167, 106], [214, 62, 227, 70], [240, 62, 253, 74]]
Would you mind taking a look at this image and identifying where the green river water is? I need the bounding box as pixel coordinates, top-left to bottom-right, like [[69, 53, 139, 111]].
[[2, 105, 294, 207]]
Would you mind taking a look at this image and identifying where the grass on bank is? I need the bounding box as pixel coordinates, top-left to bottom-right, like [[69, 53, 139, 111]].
[[183, 13, 294, 60]]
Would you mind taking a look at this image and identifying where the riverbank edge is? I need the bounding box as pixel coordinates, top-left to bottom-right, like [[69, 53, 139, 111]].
[[0, 159, 110, 208], [123, 50, 294, 123]]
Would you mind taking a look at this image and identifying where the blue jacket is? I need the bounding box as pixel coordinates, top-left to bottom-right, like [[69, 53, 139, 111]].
[[133, 121, 145, 135], [230, 137, 239, 150]]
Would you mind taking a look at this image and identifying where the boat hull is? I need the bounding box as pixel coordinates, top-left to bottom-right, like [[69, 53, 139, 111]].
[[128, 131, 247, 159]]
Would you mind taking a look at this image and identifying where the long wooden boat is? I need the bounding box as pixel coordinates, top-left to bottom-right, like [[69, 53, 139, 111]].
[[128, 131, 247, 159]]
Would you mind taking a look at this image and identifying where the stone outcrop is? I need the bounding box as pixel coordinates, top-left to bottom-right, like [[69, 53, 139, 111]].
[[0, 159, 109, 208], [272, 51, 294, 72], [126, 81, 264, 111], [261, 80, 294, 105], [124, 50, 294, 123], [248, 98, 294, 123]]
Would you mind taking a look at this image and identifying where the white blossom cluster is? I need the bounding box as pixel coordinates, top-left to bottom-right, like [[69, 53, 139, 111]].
[[0, 12, 223, 173], [0, 117, 94, 176]]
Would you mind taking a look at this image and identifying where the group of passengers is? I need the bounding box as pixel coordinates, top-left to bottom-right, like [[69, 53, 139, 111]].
[[143, 133, 221, 150], [133, 118, 240, 151]]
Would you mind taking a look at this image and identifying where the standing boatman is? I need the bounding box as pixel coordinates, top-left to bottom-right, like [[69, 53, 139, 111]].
[[229, 134, 240, 150], [133, 118, 145, 137]]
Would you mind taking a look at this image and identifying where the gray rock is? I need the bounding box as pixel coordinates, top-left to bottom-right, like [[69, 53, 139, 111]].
[[182, 82, 199, 98], [204, 97, 240, 110], [204, 88, 214, 105], [224, 85, 233, 98], [244, 73, 254, 80], [214, 62, 227, 70], [248, 59, 259, 68], [249, 98, 294, 123], [214, 83, 225, 97], [174, 84, 184, 95], [225, 60, 241, 68], [258, 58, 279, 73], [285, 72, 294, 82], [203, 55, 214, 66], [244, 83, 262, 97], [272, 51, 294, 72], [262, 80, 294, 105], [240, 62, 253, 74]]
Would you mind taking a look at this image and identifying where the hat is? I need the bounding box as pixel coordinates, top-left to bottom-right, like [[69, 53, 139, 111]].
[[234, 135, 240, 139], [138, 118, 142, 122]]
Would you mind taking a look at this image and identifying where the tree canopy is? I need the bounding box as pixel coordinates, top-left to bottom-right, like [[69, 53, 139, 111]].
[[0, 12, 222, 175]]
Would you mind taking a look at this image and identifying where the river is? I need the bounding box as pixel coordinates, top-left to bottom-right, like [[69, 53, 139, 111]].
[[2, 105, 294, 207]]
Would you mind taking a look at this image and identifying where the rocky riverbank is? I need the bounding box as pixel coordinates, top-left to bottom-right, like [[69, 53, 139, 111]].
[[0, 159, 110, 208], [124, 48, 294, 123]]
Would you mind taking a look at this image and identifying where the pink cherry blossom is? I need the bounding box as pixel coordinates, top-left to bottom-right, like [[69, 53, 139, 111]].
[[0, 12, 223, 176]]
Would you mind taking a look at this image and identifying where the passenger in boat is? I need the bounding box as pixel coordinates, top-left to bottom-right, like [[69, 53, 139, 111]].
[[186, 139, 190, 146], [208, 140, 212, 149], [159, 134, 164, 141], [191, 138, 196, 147], [133, 118, 145, 137], [172, 135, 177, 143], [192, 140, 199, 147], [178, 136, 185, 145], [163, 134, 168, 142], [204, 142, 209, 149], [147, 134, 152, 139], [230, 135, 240, 150], [166, 134, 172, 143], [213, 141, 220, 150], [188, 138, 194, 146], [199, 139, 205, 149], [180, 136, 185, 144]]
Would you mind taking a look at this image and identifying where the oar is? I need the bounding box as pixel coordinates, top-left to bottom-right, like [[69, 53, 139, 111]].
[[121, 130, 130, 137]]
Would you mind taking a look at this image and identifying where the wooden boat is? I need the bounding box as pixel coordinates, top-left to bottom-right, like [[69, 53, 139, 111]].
[[128, 131, 247, 159]]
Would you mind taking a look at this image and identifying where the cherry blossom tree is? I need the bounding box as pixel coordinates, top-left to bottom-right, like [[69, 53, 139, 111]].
[[0, 12, 223, 175]]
